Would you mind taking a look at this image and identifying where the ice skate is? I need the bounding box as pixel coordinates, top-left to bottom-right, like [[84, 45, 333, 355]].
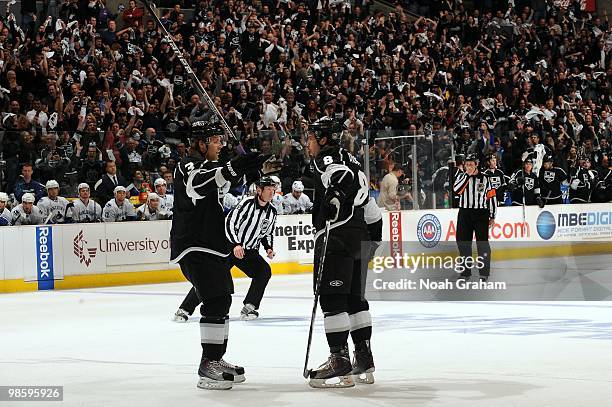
[[172, 308, 189, 322], [218, 358, 246, 383], [240, 303, 259, 320], [308, 346, 355, 388], [197, 357, 234, 390], [351, 341, 375, 384]]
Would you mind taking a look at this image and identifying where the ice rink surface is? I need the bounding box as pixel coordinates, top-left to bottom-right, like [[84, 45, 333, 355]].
[[2, 273, 612, 407]]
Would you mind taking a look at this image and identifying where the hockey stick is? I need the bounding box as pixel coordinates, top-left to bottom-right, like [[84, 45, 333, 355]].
[[303, 219, 331, 379], [521, 184, 526, 225], [140, 0, 238, 142]]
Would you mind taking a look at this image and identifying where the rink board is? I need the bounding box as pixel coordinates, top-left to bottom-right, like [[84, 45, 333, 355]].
[[1, 203, 611, 293]]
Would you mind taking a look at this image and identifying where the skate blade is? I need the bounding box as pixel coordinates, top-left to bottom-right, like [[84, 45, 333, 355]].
[[197, 377, 233, 390], [240, 314, 258, 321], [171, 316, 188, 323], [309, 375, 355, 389], [352, 369, 375, 384]]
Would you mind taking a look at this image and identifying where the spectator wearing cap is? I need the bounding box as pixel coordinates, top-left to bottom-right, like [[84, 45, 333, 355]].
[[137, 193, 172, 221], [71, 183, 103, 223], [102, 186, 137, 222], [95, 161, 128, 204], [37, 180, 70, 224], [154, 178, 174, 212], [10, 193, 44, 226], [13, 163, 45, 204], [0, 193, 11, 226], [282, 180, 312, 214]]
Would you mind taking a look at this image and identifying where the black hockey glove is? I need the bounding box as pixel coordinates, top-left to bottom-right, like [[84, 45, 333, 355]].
[[221, 152, 265, 180], [515, 177, 525, 186], [536, 195, 545, 208], [323, 188, 345, 222]]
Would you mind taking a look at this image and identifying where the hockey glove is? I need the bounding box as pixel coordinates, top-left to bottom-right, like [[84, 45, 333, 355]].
[[221, 152, 263, 180], [261, 155, 283, 174], [570, 179, 580, 190], [536, 195, 545, 208], [323, 188, 345, 222], [515, 177, 525, 186]]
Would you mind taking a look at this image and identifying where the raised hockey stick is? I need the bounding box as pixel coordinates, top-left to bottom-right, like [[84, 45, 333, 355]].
[[140, 0, 238, 142], [303, 220, 331, 379]]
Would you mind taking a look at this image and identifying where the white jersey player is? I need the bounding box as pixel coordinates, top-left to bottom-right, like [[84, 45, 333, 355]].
[[70, 183, 103, 223], [282, 180, 313, 214], [11, 193, 44, 225], [137, 193, 172, 220], [102, 186, 137, 222], [269, 175, 284, 215], [37, 180, 70, 224], [363, 196, 383, 225], [0, 192, 11, 226], [154, 178, 174, 212]]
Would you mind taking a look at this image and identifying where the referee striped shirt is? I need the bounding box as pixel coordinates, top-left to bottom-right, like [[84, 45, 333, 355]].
[[225, 196, 278, 251], [453, 170, 497, 219]]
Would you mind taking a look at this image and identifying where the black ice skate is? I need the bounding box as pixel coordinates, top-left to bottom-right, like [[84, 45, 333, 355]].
[[197, 357, 234, 390], [172, 308, 189, 323], [351, 340, 375, 384], [308, 345, 355, 388], [240, 303, 259, 320], [218, 359, 246, 383]]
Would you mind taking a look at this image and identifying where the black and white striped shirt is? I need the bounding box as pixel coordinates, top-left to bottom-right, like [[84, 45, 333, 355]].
[[453, 170, 497, 219], [225, 196, 277, 251]]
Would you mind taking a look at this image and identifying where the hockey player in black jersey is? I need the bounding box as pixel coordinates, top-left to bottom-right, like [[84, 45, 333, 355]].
[[539, 155, 567, 205], [483, 154, 508, 205], [305, 118, 371, 388], [508, 157, 545, 207], [171, 121, 273, 390], [569, 156, 598, 204]]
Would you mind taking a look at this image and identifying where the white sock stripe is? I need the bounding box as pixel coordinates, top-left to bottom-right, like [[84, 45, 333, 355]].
[[224, 319, 229, 339], [200, 323, 226, 344], [324, 312, 350, 334], [349, 311, 372, 332]]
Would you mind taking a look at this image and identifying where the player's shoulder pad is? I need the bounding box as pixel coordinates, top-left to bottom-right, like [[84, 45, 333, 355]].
[[314, 147, 343, 172]]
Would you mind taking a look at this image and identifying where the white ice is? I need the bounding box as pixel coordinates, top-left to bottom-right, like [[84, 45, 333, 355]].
[[2, 273, 612, 407]]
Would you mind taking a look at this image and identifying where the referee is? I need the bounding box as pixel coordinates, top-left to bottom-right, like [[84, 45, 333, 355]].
[[173, 176, 278, 321], [452, 154, 497, 281]]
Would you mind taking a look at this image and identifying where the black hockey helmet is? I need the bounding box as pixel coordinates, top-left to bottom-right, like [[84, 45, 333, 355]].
[[308, 117, 343, 146], [256, 176, 278, 188], [543, 154, 554, 163], [465, 153, 479, 163], [191, 121, 225, 144]]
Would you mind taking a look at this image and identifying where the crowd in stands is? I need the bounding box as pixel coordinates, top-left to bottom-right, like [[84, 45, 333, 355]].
[[0, 0, 610, 225]]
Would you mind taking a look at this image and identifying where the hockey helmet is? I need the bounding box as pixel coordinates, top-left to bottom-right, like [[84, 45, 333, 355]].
[[292, 180, 304, 192], [308, 117, 343, 146], [113, 185, 127, 195], [465, 153, 479, 164], [256, 176, 278, 189], [0, 192, 8, 202], [147, 192, 160, 202], [77, 183, 90, 191], [543, 154, 554, 163], [22, 193, 35, 203], [45, 179, 60, 190], [191, 121, 225, 144]]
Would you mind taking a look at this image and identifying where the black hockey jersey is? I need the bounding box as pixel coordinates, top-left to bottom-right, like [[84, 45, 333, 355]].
[[484, 168, 508, 204], [170, 157, 234, 262], [569, 167, 598, 203], [310, 146, 368, 235], [539, 167, 567, 200], [509, 169, 540, 205]]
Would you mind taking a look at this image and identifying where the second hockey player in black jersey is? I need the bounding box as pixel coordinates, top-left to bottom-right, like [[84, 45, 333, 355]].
[[539, 155, 567, 205], [171, 121, 274, 390], [483, 154, 508, 205], [508, 157, 545, 207], [305, 118, 371, 388], [569, 157, 598, 204]]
